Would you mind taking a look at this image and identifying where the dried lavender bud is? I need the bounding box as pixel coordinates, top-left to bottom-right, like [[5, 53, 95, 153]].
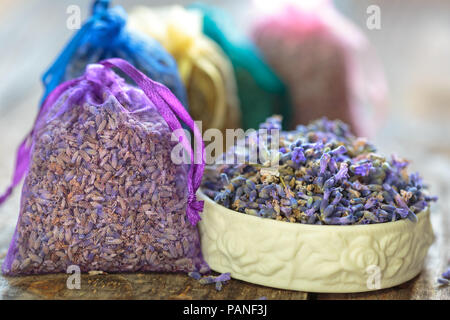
[[442, 268, 450, 280], [291, 147, 306, 164], [352, 163, 372, 177], [202, 117, 437, 225], [188, 271, 202, 280], [195, 272, 231, 291], [214, 272, 231, 282], [335, 163, 348, 181], [215, 281, 223, 291]]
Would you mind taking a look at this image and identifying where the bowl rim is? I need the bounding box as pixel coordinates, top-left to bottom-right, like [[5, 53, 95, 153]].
[[198, 189, 430, 231]]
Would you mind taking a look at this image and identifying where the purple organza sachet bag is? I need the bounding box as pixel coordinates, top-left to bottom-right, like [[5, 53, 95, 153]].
[[1, 58, 208, 275]]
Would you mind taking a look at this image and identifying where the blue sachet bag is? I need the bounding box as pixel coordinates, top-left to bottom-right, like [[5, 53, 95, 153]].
[[41, 0, 187, 107]]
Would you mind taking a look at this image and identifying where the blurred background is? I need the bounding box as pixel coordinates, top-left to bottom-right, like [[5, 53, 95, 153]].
[[0, 0, 449, 281]]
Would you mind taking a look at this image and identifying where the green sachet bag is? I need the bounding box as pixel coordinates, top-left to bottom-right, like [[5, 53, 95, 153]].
[[188, 3, 292, 130]]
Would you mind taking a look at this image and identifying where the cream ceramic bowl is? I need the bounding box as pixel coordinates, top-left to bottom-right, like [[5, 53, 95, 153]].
[[197, 190, 434, 293]]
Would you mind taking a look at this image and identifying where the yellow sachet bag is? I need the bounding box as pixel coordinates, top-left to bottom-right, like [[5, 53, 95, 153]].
[[129, 5, 241, 133]]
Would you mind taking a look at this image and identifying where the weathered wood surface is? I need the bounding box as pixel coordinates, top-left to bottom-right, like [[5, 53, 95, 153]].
[[0, 0, 448, 300], [0, 268, 308, 300]]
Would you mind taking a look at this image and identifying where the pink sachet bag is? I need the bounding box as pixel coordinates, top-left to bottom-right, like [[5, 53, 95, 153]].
[[252, 0, 388, 136], [1, 58, 208, 275]]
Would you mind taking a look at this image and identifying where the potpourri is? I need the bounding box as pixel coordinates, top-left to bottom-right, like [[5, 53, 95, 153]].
[[188, 271, 231, 291], [202, 116, 437, 225]]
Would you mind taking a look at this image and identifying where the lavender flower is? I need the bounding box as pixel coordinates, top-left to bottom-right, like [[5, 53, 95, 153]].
[[442, 267, 450, 279], [391, 154, 409, 170], [188, 271, 202, 280], [335, 163, 348, 181], [291, 147, 306, 164], [364, 198, 378, 210], [194, 272, 231, 291], [215, 281, 223, 291], [328, 158, 338, 173], [330, 145, 347, 155], [437, 264, 450, 287], [319, 153, 331, 175]]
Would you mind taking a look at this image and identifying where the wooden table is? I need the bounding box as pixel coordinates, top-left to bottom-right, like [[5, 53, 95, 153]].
[[0, 0, 449, 300]]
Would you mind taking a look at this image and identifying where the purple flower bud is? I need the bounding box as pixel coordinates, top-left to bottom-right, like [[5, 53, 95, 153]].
[[352, 163, 373, 176], [335, 163, 348, 181], [330, 145, 347, 155], [320, 153, 331, 174], [395, 207, 409, 218], [324, 178, 335, 190], [411, 200, 427, 212], [320, 198, 329, 213], [291, 147, 306, 164], [215, 272, 231, 282], [306, 200, 320, 216], [246, 179, 256, 190], [280, 206, 292, 217], [276, 184, 286, 198], [351, 204, 364, 212], [324, 215, 356, 225], [364, 197, 378, 210], [381, 204, 396, 213], [188, 271, 202, 280], [442, 268, 450, 279], [249, 190, 257, 202], [328, 158, 338, 173], [394, 194, 409, 209], [323, 205, 335, 217], [425, 195, 438, 202], [331, 191, 343, 205], [391, 154, 409, 170]]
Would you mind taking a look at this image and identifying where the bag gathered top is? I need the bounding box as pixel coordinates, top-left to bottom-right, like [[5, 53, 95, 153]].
[[1, 58, 208, 275], [41, 0, 188, 108]]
